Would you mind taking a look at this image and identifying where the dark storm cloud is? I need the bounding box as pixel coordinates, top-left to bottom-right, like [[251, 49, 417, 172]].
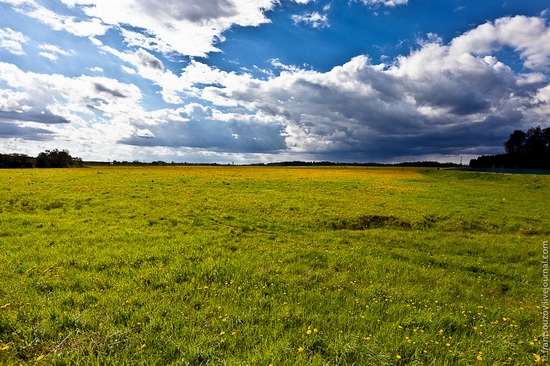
[[0, 110, 70, 124], [412, 86, 492, 116], [0, 122, 54, 140], [94, 83, 127, 98], [136, 49, 164, 70], [119, 118, 287, 153], [307, 110, 526, 162]]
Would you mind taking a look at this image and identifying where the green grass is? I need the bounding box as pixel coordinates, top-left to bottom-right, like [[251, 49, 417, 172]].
[[0, 166, 547, 365]]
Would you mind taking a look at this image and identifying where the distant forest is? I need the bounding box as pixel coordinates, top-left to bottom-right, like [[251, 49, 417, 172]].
[[0, 149, 83, 168], [0, 152, 462, 168], [469, 126, 550, 170]]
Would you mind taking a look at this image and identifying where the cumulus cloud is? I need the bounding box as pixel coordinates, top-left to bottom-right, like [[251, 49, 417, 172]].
[[0, 88, 70, 124], [57, 0, 277, 57], [84, 12, 550, 160], [0, 27, 28, 55], [0, 61, 146, 151], [449, 16, 550, 71], [176, 15, 550, 159]]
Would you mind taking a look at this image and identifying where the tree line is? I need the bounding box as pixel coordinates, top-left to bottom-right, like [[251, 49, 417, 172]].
[[0, 149, 83, 168], [470, 126, 550, 170]]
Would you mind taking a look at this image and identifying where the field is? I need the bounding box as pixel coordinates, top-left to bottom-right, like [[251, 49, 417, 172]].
[[0, 166, 547, 365]]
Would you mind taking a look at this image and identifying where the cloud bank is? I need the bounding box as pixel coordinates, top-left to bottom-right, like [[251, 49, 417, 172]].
[[0, 0, 549, 163]]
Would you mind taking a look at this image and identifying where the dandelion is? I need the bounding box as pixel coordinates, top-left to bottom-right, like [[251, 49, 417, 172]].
[[37, 355, 45, 361], [220, 331, 225, 335], [306, 329, 312, 335], [534, 354, 542, 363], [314, 328, 318, 333], [298, 347, 304, 352], [396, 354, 401, 359], [1, 346, 9, 351], [477, 355, 482, 361]]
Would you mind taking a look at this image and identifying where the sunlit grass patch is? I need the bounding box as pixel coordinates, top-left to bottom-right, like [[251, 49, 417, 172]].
[[0, 166, 546, 364]]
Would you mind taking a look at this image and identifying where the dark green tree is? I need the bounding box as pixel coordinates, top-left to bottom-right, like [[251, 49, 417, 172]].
[[36, 149, 75, 168]]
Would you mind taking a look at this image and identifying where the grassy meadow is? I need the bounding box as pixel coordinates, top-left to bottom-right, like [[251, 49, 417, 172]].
[[0, 166, 547, 365]]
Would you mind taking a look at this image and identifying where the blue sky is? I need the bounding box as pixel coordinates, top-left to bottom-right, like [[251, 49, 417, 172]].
[[0, 0, 549, 163]]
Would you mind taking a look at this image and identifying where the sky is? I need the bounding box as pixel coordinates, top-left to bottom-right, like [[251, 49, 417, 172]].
[[0, 0, 549, 164]]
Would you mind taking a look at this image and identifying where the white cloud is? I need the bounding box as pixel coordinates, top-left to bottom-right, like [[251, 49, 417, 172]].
[[291, 12, 329, 28], [358, 0, 408, 7], [449, 16, 550, 71], [57, 0, 278, 57], [120, 65, 136, 75], [270, 58, 302, 72], [0, 27, 28, 55], [38, 52, 58, 61], [38, 43, 72, 61], [119, 28, 175, 55], [0, 61, 146, 146], [4, 0, 109, 37], [39, 43, 71, 55]]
